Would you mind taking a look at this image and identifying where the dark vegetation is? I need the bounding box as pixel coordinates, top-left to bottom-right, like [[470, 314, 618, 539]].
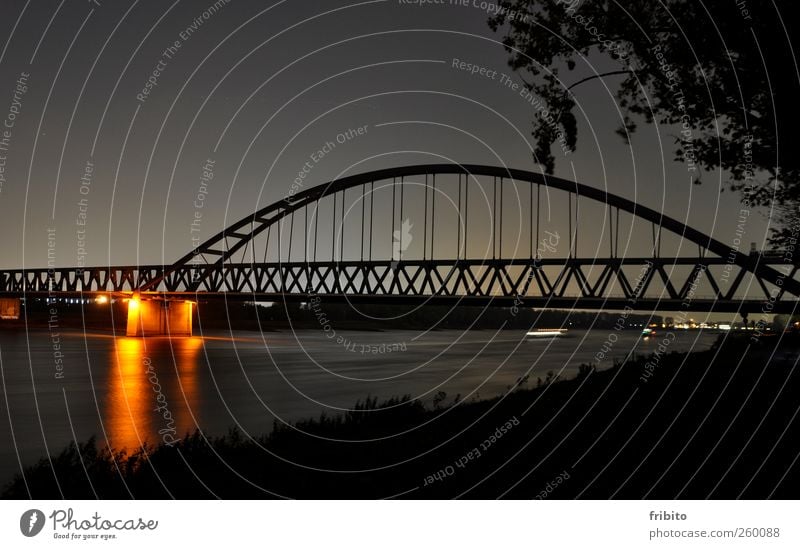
[[198, 300, 663, 331], [3, 332, 798, 499], [12, 299, 130, 332], [19, 298, 663, 332], [489, 1, 800, 245]]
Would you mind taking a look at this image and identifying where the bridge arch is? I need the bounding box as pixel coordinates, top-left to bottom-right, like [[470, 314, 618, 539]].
[[139, 164, 798, 307], [4, 165, 798, 324]]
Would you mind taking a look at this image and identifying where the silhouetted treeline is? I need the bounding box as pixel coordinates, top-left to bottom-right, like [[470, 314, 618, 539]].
[[8, 299, 129, 332], [3, 332, 798, 499], [14, 298, 662, 332], [198, 300, 663, 331]]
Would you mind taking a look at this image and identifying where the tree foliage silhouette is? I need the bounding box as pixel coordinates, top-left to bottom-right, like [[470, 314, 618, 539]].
[[489, 1, 799, 245]]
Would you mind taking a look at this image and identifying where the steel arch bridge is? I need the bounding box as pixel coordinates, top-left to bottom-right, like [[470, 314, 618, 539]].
[[2, 164, 799, 314]]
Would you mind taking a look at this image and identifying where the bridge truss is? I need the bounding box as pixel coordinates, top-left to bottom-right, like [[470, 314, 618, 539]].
[[2, 165, 798, 313]]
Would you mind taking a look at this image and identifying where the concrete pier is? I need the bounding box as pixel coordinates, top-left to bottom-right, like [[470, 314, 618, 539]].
[[0, 298, 20, 319], [126, 298, 192, 337]]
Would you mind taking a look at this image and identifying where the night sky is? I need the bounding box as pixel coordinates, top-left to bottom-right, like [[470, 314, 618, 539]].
[[0, 0, 772, 271]]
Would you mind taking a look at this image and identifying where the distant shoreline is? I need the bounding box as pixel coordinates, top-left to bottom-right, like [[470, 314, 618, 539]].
[[7, 299, 674, 332]]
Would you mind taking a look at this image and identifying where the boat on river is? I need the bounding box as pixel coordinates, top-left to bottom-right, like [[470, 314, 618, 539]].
[[525, 328, 569, 339]]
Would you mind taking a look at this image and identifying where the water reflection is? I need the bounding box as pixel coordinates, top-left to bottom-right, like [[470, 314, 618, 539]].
[[0, 328, 724, 483], [172, 337, 204, 437], [106, 337, 202, 451]]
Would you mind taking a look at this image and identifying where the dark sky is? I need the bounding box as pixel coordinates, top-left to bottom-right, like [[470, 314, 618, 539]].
[[0, 0, 771, 273]]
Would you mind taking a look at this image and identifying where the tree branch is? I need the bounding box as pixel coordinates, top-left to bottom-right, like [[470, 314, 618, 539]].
[[565, 70, 634, 93]]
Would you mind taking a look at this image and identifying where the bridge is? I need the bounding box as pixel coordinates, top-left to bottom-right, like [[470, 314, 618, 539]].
[[2, 164, 798, 335]]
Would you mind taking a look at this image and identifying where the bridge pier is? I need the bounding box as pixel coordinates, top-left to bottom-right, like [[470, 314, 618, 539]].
[[126, 297, 192, 337], [0, 298, 20, 319]]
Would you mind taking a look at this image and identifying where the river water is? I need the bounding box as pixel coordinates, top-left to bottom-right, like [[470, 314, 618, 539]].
[[0, 327, 719, 485]]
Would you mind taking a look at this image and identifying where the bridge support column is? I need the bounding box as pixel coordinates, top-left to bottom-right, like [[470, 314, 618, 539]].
[[126, 298, 192, 337], [0, 298, 20, 320]]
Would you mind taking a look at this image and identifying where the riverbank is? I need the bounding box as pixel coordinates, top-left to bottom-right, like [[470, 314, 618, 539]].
[[3, 332, 797, 499], [14, 299, 669, 332]]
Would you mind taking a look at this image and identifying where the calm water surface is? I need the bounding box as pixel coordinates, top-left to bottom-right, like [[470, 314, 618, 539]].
[[0, 327, 719, 483]]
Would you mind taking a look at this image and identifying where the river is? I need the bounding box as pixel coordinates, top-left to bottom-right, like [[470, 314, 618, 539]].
[[0, 327, 719, 485]]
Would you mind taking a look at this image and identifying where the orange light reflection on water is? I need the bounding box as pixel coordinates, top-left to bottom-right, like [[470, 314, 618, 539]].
[[172, 336, 203, 438], [107, 336, 203, 452], [107, 337, 149, 452]]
